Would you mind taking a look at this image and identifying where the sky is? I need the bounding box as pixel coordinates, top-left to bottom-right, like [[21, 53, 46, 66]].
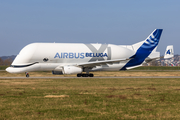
[[0, 0, 180, 56]]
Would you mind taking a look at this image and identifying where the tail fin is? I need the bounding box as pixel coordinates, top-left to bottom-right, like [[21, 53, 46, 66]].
[[121, 29, 163, 69], [164, 45, 174, 59], [133, 29, 162, 58], [132, 29, 163, 52]]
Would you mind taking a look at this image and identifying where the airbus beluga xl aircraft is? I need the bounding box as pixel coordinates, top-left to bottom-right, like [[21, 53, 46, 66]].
[[6, 29, 163, 77]]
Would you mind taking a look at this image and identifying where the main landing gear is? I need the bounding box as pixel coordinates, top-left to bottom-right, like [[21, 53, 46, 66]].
[[77, 73, 94, 77], [25, 72, 29, 78]]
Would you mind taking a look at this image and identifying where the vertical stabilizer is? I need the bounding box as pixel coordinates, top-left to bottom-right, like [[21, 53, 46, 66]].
[[164, 45, 174, 59], [132, 29, 163, 52], [121, 29, 163, 70]]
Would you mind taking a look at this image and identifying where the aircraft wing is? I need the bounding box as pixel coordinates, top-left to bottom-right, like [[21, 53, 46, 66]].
[[76, 58, 130, 68]]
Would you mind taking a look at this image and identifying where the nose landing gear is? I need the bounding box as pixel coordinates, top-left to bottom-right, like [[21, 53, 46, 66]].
[[25, 72, 29, 78]]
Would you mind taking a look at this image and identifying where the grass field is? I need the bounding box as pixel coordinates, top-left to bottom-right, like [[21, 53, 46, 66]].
[[1, 77, 180, 119], [1, 69, 180, 119], [1, 70, 180, 77]]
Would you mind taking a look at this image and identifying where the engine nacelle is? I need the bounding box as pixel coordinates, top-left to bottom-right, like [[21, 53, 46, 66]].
[[62, 66, 82, 74], [52, 71, 63, 75]]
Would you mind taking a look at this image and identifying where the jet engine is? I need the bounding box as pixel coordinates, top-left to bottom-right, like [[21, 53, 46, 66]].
[[62, 66, 82, 74], [52, 66, 63, 75], [52, 71, 63, 75]]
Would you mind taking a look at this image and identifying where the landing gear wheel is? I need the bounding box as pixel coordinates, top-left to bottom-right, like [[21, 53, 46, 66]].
[[82, 74, 88, 77], [25, 72, 29, 78], [26, 74, 29, 78], [77, 73, 94, 77], [85, 74, 89, 77], [89, 73, 94, 77], [77, 73, 82, 77]]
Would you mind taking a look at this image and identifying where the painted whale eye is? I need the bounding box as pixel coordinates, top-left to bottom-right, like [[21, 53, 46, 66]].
[[43, 58, 48, 62]]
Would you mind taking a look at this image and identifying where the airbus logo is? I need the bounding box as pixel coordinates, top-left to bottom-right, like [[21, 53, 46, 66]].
[[54, 52, 108, 59], [54, 44, 112, 61], [166, 49, 173, 55]]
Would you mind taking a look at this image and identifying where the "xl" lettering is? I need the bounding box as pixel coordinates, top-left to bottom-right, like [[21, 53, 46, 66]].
[[85, 44, 111, 62]]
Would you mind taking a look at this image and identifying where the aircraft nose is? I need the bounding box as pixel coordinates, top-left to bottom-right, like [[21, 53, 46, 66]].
[[6, 67, 16, 73], [6, 67, 11, 73], [5, 66, 26, 73]]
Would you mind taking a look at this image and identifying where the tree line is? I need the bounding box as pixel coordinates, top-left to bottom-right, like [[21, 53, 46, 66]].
[[0, 58, 13, 66]]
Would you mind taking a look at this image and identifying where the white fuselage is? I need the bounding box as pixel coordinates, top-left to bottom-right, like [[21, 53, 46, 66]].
[[6, 43, 135, 73]]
